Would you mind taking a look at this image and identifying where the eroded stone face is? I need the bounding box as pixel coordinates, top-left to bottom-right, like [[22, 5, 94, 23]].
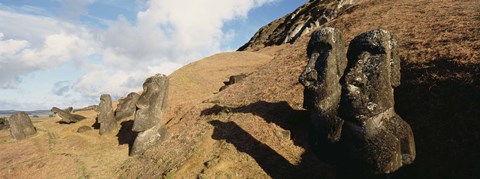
[[97, 94, 116, 135], [299, 27, 347, 142], [115, 92, 140, 121], [7, 112, 36, 140], [51, 107, 86, 123], [339, 29, 415, 174], [133, 74, 168, 132], [130, 74, 169, 156]]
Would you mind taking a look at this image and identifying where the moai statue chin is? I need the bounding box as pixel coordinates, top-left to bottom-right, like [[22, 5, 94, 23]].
[[299, 27, 347, 143], [339, 29, 416, 174]]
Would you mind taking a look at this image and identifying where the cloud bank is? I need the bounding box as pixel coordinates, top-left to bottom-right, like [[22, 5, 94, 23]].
[[0, 0, 275, 110]]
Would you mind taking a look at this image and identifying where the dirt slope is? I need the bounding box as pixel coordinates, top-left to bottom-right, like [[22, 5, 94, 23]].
[[120, 0, 480, 178]]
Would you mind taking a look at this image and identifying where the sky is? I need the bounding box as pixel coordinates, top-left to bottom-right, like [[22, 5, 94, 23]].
[[0, 0, 307, 110]]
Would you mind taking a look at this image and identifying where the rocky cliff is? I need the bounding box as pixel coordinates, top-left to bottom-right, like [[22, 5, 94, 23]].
[[238, 0, 355, 51]]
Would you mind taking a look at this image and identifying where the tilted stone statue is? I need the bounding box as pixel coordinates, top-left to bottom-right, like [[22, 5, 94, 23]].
[[299, 27, 347, 143], [131, 74, 169, 155], [115, 92, 140, 121], [339, 29, 416, 174], [51, 107, 86, 123], [7, 112, 36, 140], [97, 94, 117, 135]]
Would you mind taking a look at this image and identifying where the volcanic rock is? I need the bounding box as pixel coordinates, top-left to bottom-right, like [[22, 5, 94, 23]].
[[77, 125, 93, 133], [339, 29, 416, 174], [238, 0, 355, 51], [7, 112, 36, 140], [115, 92, 140, 121], [131, 74, 169, 155], [51, 107, 86, 123], [219, 74, 247, 91], [97, 94, 117, 135], [299, 27, 347, 143]]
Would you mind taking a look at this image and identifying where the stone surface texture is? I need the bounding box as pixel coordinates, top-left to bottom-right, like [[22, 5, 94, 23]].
[[97, 94, 117, 135], [115, 92, 140, 121], [7, 112, 36, 140], [339, 29, 415, 174]]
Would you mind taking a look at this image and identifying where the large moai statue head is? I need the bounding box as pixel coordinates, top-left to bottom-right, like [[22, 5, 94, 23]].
[[133, 74, 169, 132], [341, 29, 401, 122], [299, 27, 347, 142], [339, 29, 415, 175], [98, 94, 116, 135]]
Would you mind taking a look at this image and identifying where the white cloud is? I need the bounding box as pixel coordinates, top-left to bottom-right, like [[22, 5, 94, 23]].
[[0, 0, 276, 109]]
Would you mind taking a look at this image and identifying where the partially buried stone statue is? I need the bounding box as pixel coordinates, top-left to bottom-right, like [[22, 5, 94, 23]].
[[51, 107, 86, 123], [7, 112, 36, 140], [339, 29, 416, 174], [130, 74, 169, 155], [97, 94, 117, 135], [115, 92, 140, 121], [299, 27, 347, 143]]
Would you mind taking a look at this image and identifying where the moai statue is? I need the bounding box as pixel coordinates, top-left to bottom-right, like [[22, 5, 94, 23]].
[[131, 74, 169, 155], [97, 94, 117, 135], [339, 29, 416, 174], [51, 107, 86, 123], [299, 27, 347, 143], [115, 92, 140, 121], [7, 112, 36, 140]]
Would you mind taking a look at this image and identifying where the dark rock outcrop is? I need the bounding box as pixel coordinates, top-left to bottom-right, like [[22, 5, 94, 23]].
[[115, 92, 140, 121], [131, 74, 169, 155], [219, 74, 247, 91], [7, 112, 36, 140], [238, 0, 355, 51], [77, 125, 93, 133], [299, 28, 347, 143], [0, 117, 9, 130], [97, 94, 117, 135], [339, 29, 415, 174], [51, 107, 86, 123]]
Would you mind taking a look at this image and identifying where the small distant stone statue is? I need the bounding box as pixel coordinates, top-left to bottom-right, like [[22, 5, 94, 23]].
[[97, 94, 117, 135], [51, 107, 86, 123], [115, 92, 140, 121], [131, 74, 169, 155], [339, 29, 415, 174], [299, 27, 347, 142], [7, 112, 36, 140], [219, 74, 247, 91]]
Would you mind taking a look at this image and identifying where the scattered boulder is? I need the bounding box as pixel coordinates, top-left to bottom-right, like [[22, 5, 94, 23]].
[[77, 125, 93, 133], [7, 112, 36, 140], [115, 92, 140, 121], [0, 117, 9, 130], [97, 94, 117, 135], [131, 74, 169, 155], [51, 107, 86, 123], [219, 74, 247, 91], [339, 29, 415, 174], [299, 27, 347, 143]]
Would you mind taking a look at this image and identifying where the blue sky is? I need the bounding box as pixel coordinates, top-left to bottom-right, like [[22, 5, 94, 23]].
[[0, 0, 307, 110]]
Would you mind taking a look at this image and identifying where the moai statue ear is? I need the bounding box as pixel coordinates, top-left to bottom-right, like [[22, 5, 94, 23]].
[[389, 32, 401, 88]]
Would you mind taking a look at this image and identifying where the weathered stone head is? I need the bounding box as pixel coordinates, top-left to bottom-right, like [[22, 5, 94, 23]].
[[97, 94, 116, 135], [339, 29, 415, 174], [299, 27, 347, 142], [133, 74, 169, 132], [341, 29, 401, 120], [7, 112, 36, 140], [115, 92, 140, 121], [51, 107, 86, 123]]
